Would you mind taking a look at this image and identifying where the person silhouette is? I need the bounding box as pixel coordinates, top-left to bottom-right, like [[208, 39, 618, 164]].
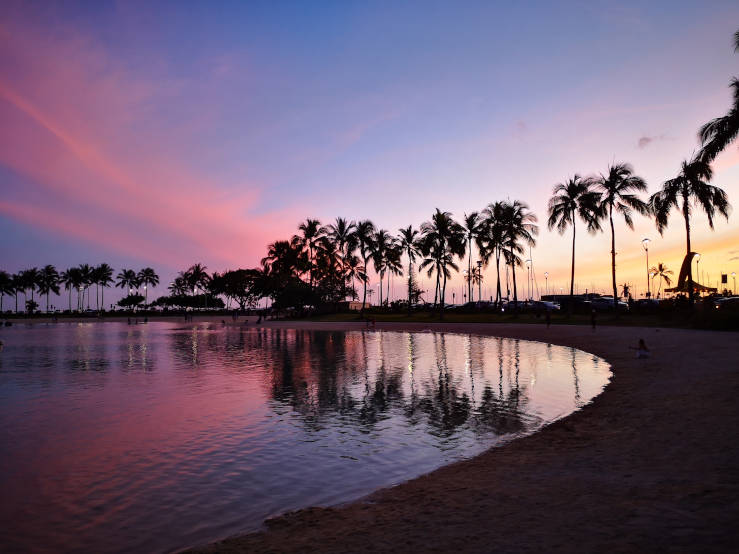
[[631, 338, 650, 359]]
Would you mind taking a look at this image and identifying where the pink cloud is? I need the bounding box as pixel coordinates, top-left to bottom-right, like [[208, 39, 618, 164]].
[[0, 18, 298, 270]]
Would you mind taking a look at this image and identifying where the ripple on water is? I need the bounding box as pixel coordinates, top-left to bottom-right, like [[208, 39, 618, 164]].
[[0, 323, 610, 553]]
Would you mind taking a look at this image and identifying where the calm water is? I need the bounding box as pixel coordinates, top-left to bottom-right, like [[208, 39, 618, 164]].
[[0, 323, 610, 553]]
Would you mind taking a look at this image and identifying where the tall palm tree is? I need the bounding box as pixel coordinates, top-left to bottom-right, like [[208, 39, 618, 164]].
[[398, 225, 421, 313], [11, 273, 22, 313], [547, 176, 601, 311], [419, 209, 465, 312], [595, 163, 649, 308], [95, 264, 114, 311], [698, 30, 739, 162], [371, 229, 399, 307], [37, 265, 60, 313], [326, 218, 357, 300], [649, 263, 673, 298], [501, 201, 538, 310], [354, 220, 375, 314], [18, 268, 40, 312], [293, 219, 325, 291], [60, 268, 80, 312], [479, 202, 506, 306], [649, 156, 730, 305], [0, 270, 10, 313], [77, 264, 93, 310], [137, 267, 160, 306], [462, 212, 482, 305]]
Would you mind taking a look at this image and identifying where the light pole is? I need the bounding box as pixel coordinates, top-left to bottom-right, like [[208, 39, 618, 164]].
[[544, 272, 549, 297], [642, 238, 650, 298], [463, 270, 469, 302], [525, 259, 532, 301], [732, 272, 736, 295]]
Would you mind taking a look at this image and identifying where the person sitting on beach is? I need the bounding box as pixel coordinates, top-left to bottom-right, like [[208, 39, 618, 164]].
[[629, 338, 650, 359]]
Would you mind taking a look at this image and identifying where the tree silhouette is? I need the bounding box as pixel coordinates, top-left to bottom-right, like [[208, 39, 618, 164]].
[[594, 163, 649, 309], [649, 156, 730, 305]]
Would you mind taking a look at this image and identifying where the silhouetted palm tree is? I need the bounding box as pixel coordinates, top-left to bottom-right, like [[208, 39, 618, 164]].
[[420, 209, 465, 311], [137, 267, 160, 306], [0, 270, 12, 313], [371, 229, 400, 307], [354, 220, 375, 314], [698, 30, 739, 162], [398, 225, 421, 313], [294, 219, 324, 290], [11, 273, 22, 313], [479, 202, 506, 305], [502, 201, 538, 310], [595, 163, 649, 308], [650, 263, 673, 298], [78, 264, 93, 310], [37, 265, 60, 313], [326, 218, 357, 300], [462, 212, 482, 305], [95, 263, 114, 311], [649, 156, 730, 305], [548, 176, 601, 309], [60, 268, 79, 312], [18, 268, 40, 312], [116, 269, 140, 295]]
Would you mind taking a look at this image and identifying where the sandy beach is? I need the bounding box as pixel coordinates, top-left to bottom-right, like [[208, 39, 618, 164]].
[[177, 321, 739, 553]]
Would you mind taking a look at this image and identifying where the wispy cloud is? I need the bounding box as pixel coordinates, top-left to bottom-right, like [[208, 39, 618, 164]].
[[637, 134, 669, 149]]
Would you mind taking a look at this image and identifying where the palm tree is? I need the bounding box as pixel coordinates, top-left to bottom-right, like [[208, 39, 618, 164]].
[[595, 163, 649, 308], [398, 225, 421, 313], [501, 201, 538, 310], [462, 212, 482, 306], [293, 219, 325, 290], [0, 270, 12, 313], [419, 209, 466, 312], [650, 263, 673, 298], [479, 202, 506, 306], [354, 220, 375, 314], [116, 269, 140, 295], [78, 264, 93, 310], [95, 264, 114, 311], [37, 265, 60, 313], [649, 156, 730, 305], [11, 273, 22, 313], [547, 176, 601, 311], [137, 267, 160, 306], [60, 268, 80, 312], [371, 229, 400, 307], [698, 30, 739, 162], [326, 218, 357, 300], [18, 268, 40, 312]]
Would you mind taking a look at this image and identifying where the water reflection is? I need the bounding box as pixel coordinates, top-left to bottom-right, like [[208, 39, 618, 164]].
[[0, 324, 610, 554]]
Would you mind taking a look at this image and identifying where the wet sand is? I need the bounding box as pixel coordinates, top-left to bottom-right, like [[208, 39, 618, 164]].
[[186, 321, 738, 553]]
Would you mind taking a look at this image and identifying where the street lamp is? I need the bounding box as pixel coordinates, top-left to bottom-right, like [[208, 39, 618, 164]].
[[525, 259, 532, 301], [544, 271, 549, 296], [642, 238, 650, 298]]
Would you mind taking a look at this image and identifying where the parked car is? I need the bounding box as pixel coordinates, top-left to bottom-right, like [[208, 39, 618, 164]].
[[589, 296, 629, 312]]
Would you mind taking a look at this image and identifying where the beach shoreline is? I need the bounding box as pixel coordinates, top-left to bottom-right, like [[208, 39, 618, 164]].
[[177, 321, 739, 553]]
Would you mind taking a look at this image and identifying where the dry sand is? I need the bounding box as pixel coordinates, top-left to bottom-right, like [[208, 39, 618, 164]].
[[183, 321, 739, 553]]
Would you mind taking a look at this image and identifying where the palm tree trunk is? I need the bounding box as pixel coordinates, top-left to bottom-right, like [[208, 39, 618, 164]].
[[683, 197, 694, 306], [609, 206, 618, 310], [495, 250, 502, 307], [467, 238, 472, 305], [510, 246, 518, 312], [408, 262, 413, 315], [569, 214, 576, 314], [46, 292, 50, 313], [15, 292, 18, 313], [68, 287, 72, 312], [361, 254, 368, 316]]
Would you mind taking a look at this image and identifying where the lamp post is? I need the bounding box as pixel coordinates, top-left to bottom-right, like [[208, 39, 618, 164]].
[[642, 238, 650, 298], [732, 272, 736, 295], [544, 271, 549, 297], [525, 259, 532, 301]]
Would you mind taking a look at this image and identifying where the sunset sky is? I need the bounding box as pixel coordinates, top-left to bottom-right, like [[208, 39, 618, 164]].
[[1, 0, 738, 304]]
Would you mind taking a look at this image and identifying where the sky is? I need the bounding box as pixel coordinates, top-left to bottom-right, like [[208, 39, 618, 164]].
[[1, 0, 738, 306]]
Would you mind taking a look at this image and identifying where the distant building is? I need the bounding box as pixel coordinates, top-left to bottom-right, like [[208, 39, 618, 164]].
[[339, 301, 371, 311]]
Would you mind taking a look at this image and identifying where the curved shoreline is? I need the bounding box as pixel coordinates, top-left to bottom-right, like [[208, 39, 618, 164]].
[[187, 321, 738, 553]]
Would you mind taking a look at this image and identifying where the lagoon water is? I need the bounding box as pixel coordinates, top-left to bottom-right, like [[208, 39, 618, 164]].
[[0, 322, 610, 553]]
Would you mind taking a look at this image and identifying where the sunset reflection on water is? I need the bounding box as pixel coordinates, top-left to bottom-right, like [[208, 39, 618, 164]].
[[0, 323, 610, 553]]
